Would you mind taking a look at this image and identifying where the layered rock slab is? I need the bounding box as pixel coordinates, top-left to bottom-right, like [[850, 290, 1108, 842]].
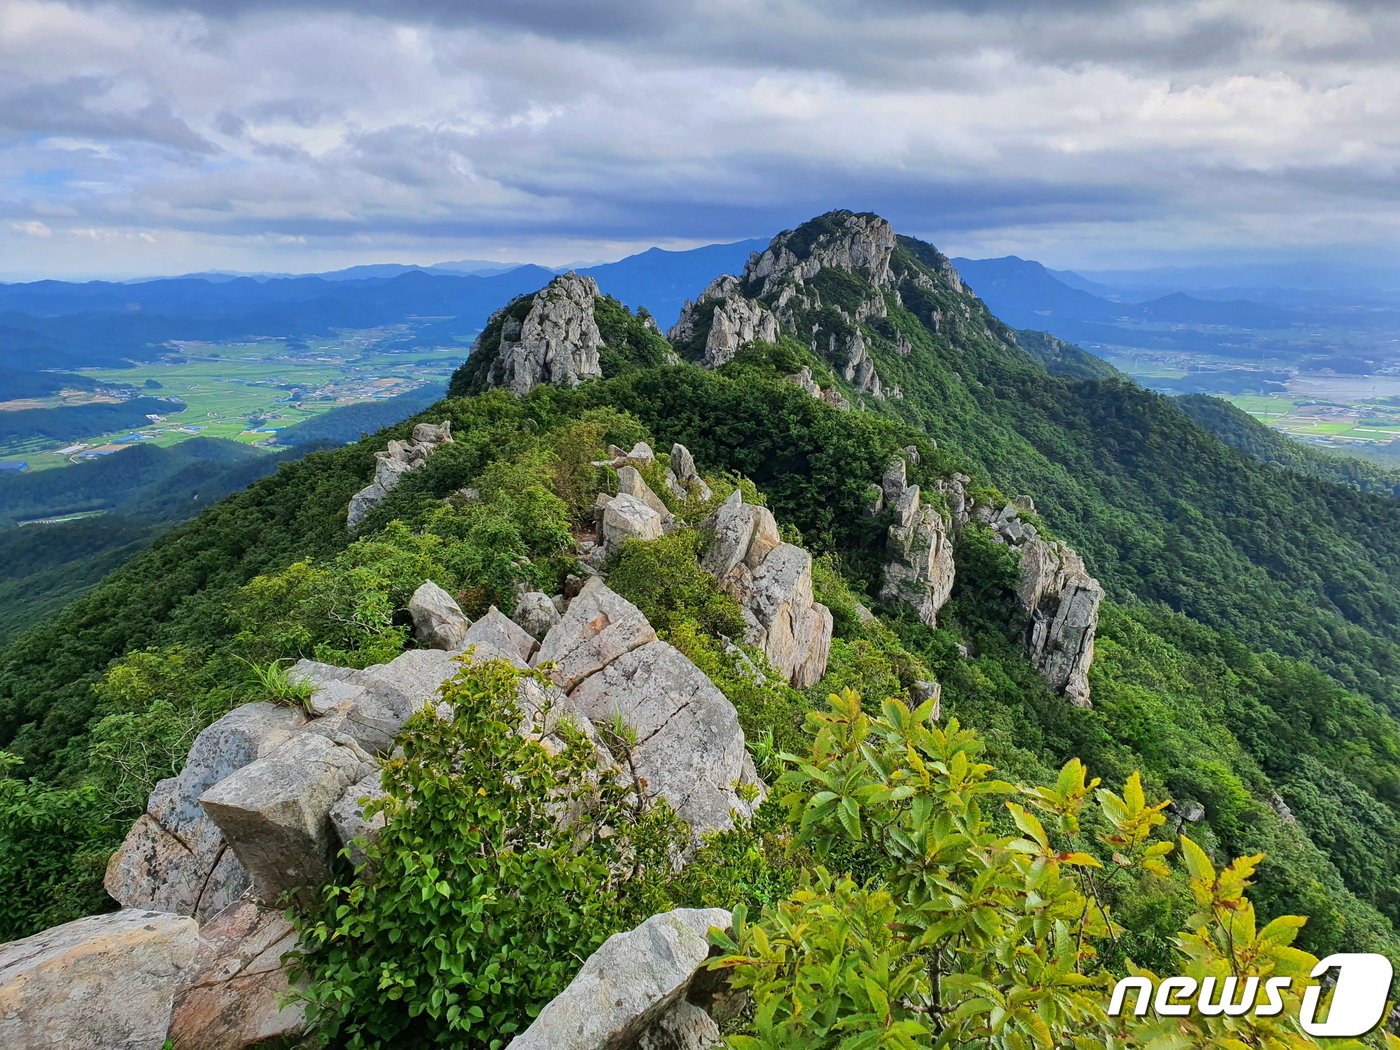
[[199, 731, 370, 904], [167, 899, 304, 1050], [0, 909, 198, 1050], [569, 641, 761, 836], [484, 273, 606, 395]]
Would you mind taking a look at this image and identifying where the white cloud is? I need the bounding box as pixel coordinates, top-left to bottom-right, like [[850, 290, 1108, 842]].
[[2, 0, 1399, 275]]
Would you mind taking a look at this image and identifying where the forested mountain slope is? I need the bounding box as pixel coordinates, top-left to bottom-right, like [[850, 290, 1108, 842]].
[[1178, 392, 1400, 499], [2, 214, 1400, 1044]]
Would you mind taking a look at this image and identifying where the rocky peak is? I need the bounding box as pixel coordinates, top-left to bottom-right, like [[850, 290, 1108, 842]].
[[478, 272, 605, 396], [744, 210, 897, 299]]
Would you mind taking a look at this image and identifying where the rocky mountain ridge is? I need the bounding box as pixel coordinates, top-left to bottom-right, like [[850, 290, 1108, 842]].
[[459, 214, 1105, 708], [0, 439, 800, 1049]]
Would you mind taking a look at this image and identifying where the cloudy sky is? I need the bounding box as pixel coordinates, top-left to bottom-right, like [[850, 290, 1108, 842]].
[[2, 0, 1398, 279]]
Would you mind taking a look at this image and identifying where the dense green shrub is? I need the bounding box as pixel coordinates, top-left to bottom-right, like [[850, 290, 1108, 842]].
[[293, 658, 687, 1049]]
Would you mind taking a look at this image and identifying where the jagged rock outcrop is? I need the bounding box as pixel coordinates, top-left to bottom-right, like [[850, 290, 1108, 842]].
[[347, 420, 453, 530], [670, 211, 897, 398], [534, 576, 659, 692], [877, 457, 956, 629], [618, 464, 674, 524], [1013, 537, 1102, 708], [0, 909, 199, 1050], [507, 908, 733, 1050], [664, 443, 713, 502], [841, 330, 884, 398], [746, 211, 897, 297], [668, 274, 780, 367], [408, 580, 470, 651], [480, 272, 605, 395], [699, 491, 832, 688], [974, 497, 1103, 706], [785, 366, 850, 409], [873, 457, 1101, 704], [105, 702, 305, 922]]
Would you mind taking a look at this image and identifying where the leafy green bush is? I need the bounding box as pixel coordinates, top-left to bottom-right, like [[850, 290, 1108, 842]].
[[292, 658, 686, 1049], [712, 689, 1370, 1049]]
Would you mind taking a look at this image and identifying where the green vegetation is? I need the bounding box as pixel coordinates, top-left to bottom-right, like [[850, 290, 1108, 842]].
[[1179, 393, 1400, 498], [292, 659, 686, 1048], [4, 215, 1400, 1043], [715, 690, 1365, 1049]]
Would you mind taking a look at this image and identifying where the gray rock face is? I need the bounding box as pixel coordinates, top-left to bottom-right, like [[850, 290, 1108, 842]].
[[329, 770, 388, 866], [512, 590, 562, 637], [462, 606, 538, 665], [879, 480, 956, 629], [506, 908, 732, 1050], [167, 899, 305, 1050], [840, 329, 885, 399], [408, 580, 470, 651], [747, 211, 897, 297], [200, 731, 369, 904], [617, 464, 674, 524], [533, 577, 658, 692], [1016, 539, 1102, 707], [484, 273, 605, 395], [665, 443, 714, 502], [347, 420, 453, 530], [599, 492, 666, 555], [698, 491, 831, 687], [668, 274, 780, 367], [0, 909, 198, 1050], [570, 641, 761, 837], [977, 494, 1103, 707], [105, 702, 305, 921], [785, 366, 851, 410]]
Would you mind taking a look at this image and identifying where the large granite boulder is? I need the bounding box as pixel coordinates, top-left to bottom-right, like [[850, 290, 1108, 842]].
[[104, 702, 305, 921], [600, 492, 666, 554], [665, 443, 713, 502], [167, 899, 304, 1050], [199, 732, 370, 904], [570, 641, 761, 837], [533, 578, 658, 692], [743, 543, 834, 689], [408, 580, 470, 651], [482, 273, 605, 395], [506, 908, 733, 1050], [0, 909, 198, 1050], [462, 606, 538, 665], [512, 590, 562, 638], [617, 464, 674, 524], [1015, 538, 1103, 708]]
